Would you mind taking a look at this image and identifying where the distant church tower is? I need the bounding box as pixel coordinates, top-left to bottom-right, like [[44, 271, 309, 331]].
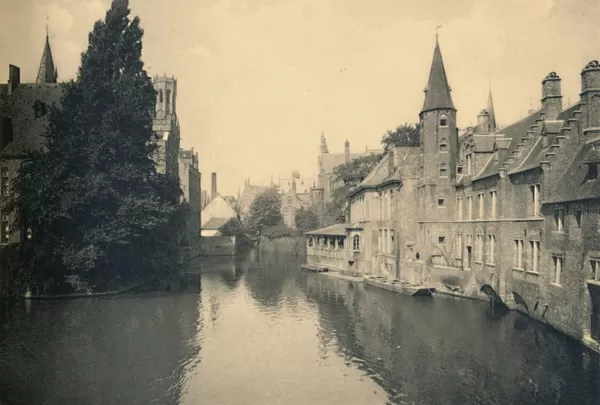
[[36, 31, 58, 83], [152, 74, 180, 178]]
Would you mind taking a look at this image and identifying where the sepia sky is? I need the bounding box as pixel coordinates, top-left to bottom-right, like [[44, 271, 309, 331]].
[[1, 0, 599, 196]]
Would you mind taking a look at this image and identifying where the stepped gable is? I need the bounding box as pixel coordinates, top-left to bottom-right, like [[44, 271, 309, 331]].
[[509, 104, 581, 175], [474, 109, 542, 180]]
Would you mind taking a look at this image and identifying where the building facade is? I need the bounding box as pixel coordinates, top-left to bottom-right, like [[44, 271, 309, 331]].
[[152, 75, 180, 177], [306, 38, 600, 352], [179, 148, 201, 258]]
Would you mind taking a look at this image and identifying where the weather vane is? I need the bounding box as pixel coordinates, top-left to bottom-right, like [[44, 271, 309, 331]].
[[436, 25, 442, 40], [46, 14, 49, 37]]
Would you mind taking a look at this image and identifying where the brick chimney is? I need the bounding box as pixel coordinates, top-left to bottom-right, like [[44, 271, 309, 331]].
[[211, 172, 217, 200], [541, 72, 562, 120], [344, 140, 350, 163], [7, 65, 20, 96]]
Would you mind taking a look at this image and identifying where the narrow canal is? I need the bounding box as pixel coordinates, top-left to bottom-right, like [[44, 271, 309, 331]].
[[1, 253, 600, 405]]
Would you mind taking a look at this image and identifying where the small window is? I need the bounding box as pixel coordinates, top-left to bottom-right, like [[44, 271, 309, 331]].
[[308, 237, 313, 247], [592, 259, 600, 281], [338, 238, 344, 249], [440, 139, 448, 151], [158, 89, 163, 103], [553, 255, 563, 284], [438, 235, 446, 244], [440, 164, 447, 177], [440, 114, 448, 127], [457, 166, 463, 174], [554, 208, 564, 232], [353, 235, 361, 251], [438, 198, 445, 207], [587, 163, 598, 181], [329, 238, 335, 248], [575, 209, 582, 228]]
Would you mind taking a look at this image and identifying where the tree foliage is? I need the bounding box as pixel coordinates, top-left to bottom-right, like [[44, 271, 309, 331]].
[[7, 0, 185, 294], [294, 206, 319, 232], [381, 123, 420, 151], [245, 186, 283, 239], [219, 216, 245, 237]]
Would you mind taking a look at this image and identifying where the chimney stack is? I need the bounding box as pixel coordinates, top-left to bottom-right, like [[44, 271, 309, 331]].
[[541, 72, 562, 120], [7, 65, 20, 96], [211, 172, 217, 200], [477, 109, 491, 134], [344, 140, 350, 163]]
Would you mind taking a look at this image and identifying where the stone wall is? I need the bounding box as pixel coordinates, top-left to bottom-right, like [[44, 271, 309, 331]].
[[199, 236, 236, 256]]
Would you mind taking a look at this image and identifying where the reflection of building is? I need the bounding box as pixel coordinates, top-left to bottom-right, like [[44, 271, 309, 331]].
[[152, 74, 180, 177], [179, 148, 201, 257], [306, 36, 600, 352]]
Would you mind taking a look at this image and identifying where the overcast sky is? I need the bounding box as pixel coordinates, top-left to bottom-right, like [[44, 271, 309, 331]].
[[1, 0, 599, 196]]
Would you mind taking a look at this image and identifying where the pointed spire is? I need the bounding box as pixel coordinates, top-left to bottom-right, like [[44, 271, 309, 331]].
[[487, 82, 497, 132], [319, 131, 329, 154], [421, 35, 454, 114], [36, 31, 58, 84]]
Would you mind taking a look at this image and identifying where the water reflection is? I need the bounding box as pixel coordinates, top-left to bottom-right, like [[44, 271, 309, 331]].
[[0, 282, 202, 405], [2, 254, 600, 405], [299, 270, 600, 405]]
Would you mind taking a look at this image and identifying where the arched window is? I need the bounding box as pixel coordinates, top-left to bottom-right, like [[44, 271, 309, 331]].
[[165, 89, 171, 113], [353, 235, 361, 251], [440, 114, 448, 127], [440, 138, 448, 151], [591, 95, 600, 128], [158, 90, 163, 103]]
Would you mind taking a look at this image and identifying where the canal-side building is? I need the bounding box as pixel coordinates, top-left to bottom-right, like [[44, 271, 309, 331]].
[[179, 148, 201, 258], [280, 173, 312, 228], [306, 37, 600, 351]]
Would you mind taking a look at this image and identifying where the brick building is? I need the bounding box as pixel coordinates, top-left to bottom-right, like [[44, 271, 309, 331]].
[[179, 148, 201, 258], [152, 74, 180, 177], [306, 37, 600, 351]]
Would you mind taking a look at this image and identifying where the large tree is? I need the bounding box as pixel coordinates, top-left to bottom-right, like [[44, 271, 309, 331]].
[[381, 123, 420, 151], [8, 0, 185, 294], [245, 186, 283, 242], [325, 153, 382, 225], [294, 206, 319, 232]]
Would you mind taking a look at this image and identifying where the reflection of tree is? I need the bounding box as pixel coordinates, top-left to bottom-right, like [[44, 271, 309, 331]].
[[301, 273, 600, 405], [243, 255, 302, 309], [0, 289, 202, 405]]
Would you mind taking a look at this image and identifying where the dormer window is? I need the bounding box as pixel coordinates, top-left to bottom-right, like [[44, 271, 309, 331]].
[[587, 162, 598, 181], [440, 114, 448, 127]]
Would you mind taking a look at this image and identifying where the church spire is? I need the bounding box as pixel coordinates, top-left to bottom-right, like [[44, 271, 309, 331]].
[[487, 82, 497, 132], [36, 31, 58, 84], [421, 35, 455, 114]]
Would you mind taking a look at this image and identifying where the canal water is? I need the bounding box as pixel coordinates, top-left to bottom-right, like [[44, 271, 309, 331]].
[[1, 253, 600, 405]]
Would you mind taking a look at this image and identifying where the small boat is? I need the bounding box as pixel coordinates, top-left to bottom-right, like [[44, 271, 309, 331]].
[[300, 264, 329, 273]]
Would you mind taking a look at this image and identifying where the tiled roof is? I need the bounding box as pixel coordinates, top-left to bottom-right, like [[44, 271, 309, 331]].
[[545, 143, 600, 204], [472, 135, 495, 152], [0, 83, 62, 158], [305, 223, 350, 236], [202, 217, 230, 230], [508, 104, 580, 176]]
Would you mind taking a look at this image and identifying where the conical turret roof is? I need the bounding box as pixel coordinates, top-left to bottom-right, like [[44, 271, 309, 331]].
[[36, 34, 58, 84], [421, 38, 454, 113]]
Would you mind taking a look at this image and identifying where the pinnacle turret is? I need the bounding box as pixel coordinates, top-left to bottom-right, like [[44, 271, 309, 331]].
[[421, 37, 454, 114]]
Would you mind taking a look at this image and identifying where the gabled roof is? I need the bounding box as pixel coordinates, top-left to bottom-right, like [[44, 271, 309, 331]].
[[202, 217, 230, 230], [421, 38, 454, 113]]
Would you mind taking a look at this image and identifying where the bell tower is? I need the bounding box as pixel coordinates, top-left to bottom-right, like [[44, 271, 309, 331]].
[[152, 74, 180, 177]]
